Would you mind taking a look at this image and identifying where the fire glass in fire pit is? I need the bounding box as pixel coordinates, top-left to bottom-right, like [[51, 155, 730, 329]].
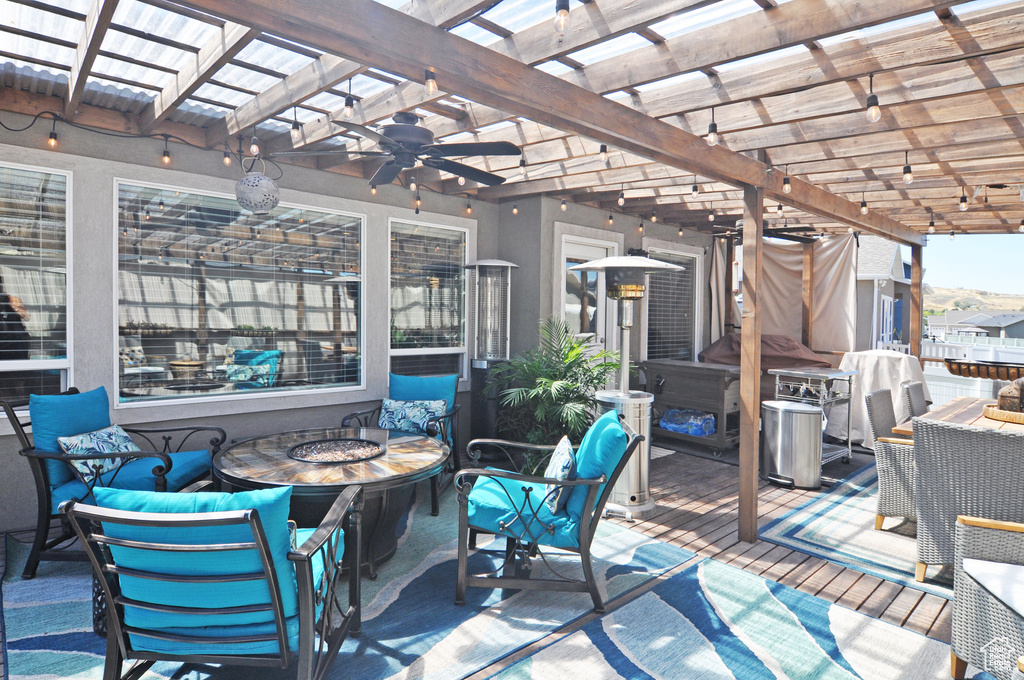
[[287, 438, 386, 463]]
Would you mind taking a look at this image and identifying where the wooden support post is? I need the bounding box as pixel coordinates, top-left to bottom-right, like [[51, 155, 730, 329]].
[[724, 236, 735, 331], [739, 183, 764, 544], [801, 243, 814, 348], [910, 244, 923, 361]]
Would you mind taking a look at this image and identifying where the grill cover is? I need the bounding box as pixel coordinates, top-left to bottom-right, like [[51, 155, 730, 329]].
[[698, 333, 831, 370]]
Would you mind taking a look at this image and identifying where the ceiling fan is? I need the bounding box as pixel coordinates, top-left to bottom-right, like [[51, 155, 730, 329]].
[[713, 223, 819, 243], [270, 112, 522, 186]]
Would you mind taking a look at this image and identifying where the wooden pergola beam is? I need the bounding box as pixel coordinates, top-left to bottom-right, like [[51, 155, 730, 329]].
[[140, 22, 260, 133], [65, 0, 120, 120]]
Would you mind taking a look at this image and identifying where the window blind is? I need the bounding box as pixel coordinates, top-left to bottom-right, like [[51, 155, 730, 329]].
[[647, 250, 698, 361]]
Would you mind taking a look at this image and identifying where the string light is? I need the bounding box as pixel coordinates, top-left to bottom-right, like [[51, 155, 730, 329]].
[[706, 107, 718, 146], [519, 158, 527, 177], [866, 73, 881, 123], [416, 192, 422, 208], [161, 135, 171, 165], [776, 203, 784, 217], [371, 184, 377, 195], [708, 202, 715, 222], [290, 107, 301, 144], [783, 172, 791, 194], [466, 201, 472, 215], [47, 117, 57, 148], [599, 144, 608, 162], [560, 198, 567, 211], [608, 213, 614, 225], [512, 202, 518, 216], [249, 135, 260, 157], [158, 200, 164, 211], [638, 218, 644, 234], [678, 225, 683, 237], [928, 218, 935, 234], [959, 188, 968, 211], [553, 0, 570, 34], [651, 208, 657, 223], [424, 69, 438, 96], [860, 192, 868, 215], [343, 78, 354, 119], [903, 151, 913, 184], [1019, 218, 1024, 233], [949, 229, 955, 241], [222, 149, 232, 166], [691, 178, 699, 198], [458, 175, 466, 185], [409, 176, 417, 193], [617, 187, 625, 206]]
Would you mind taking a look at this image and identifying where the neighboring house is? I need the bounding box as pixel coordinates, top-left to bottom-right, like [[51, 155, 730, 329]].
[[926, 310, 993, 339], [855, 235, 912, 350], [976, 312, 1024, 339]]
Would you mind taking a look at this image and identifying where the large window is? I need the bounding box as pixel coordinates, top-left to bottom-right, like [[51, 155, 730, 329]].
[[117, 182, 362, 402], [645, 247, 701, 361], [389, 221, 466, 377], [0, 163, 70, 400]]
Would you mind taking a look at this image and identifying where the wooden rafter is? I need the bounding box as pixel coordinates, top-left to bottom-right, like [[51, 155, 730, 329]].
[[65, 0, 120, 121]]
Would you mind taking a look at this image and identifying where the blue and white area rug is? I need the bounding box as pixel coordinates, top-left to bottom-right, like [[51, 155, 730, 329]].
[[759, 463, 953, 600], [1, 485, 693, 680], [492, 558, 996, 680]]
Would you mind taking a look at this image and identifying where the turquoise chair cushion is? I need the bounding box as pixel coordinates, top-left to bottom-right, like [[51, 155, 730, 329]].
[[92, 485, 316, 654], [29, 386, 111, 487], [232, 350, 282, 388], [50, 449, 212, 513], [389, 372, 458, 410], [128, 528, 326, 656], [466, 473, 580, 549], [564, 411, 629, 521]]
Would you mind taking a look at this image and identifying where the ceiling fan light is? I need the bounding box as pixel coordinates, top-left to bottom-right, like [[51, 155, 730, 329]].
[[554, 0, 570, 34], [343, 96, 355, 119], [424, 70, 438, 96]]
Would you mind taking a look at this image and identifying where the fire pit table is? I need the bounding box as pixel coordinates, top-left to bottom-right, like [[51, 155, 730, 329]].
[[213, 426, 448, 578]]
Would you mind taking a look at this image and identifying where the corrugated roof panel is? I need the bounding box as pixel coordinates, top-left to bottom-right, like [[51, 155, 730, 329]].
[[210, 63, 282, 94], [1, 35, 75, 70], [81, 80, 151, 114], [1, 62, 67, 99], [3, 1, 83, 43], [633, 71, 706, 94], [235, 40, 315, 77], [568, 32, 652, 68], [481, 0, 551, 34], [818, 12, 939, 47], [91, 54, 168, 90], [649, 0, 762, 40], [112, 1, 215, 50], [192, 81, 254, 108], [349, 73, 392, 98], [448, 21, 496, 45], [100, 30, 192, 80], [304, 91, 347, 112], [715, 44, 810, 73]]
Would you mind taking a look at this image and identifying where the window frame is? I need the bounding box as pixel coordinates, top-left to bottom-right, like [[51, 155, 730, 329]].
[[111, 177, 366, 409], [640, 239, 705, 362], [386, 217, 470, 379], [0, 160, 73, 390]]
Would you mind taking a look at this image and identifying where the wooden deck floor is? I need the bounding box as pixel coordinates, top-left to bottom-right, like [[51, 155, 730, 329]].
[[468, 448, 951, 679]]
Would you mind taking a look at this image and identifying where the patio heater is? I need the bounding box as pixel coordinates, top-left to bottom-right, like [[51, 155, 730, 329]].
[[569, 255, 684, 519], [465, 259, 518, 439]]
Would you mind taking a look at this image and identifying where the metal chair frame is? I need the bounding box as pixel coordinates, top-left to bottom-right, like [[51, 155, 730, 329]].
[[62, 485, 362, 680], [1, 389, 227, 579], [454, 415, 642, 613]]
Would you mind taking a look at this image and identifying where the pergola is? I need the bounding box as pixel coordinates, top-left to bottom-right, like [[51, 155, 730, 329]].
[[2, 0, 1023, 541]]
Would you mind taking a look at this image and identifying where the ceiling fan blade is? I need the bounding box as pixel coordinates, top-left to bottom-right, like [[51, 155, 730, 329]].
[[369, 161, 405, 186], [269, 149, 391, 158], [422, 141, 521, 157], [766, 225, 816, 233], [333, 121, 403, 150], [769, 233, 817, 243], [422, 157, 507, 186]]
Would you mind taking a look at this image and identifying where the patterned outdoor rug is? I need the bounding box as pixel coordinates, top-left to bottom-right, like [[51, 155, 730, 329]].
[[1, 484, 693, 680], [491, 558, 997, 680], [759, 463, 953, 600]]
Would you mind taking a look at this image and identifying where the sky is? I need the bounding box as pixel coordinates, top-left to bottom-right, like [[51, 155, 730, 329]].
[[908, 233, 1024, 295]]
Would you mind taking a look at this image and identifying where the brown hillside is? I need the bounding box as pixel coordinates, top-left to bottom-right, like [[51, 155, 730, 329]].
[[924, 286, 1024, 313]]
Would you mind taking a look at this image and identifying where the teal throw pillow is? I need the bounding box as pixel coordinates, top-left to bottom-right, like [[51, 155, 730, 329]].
[[58, 424, 140, 481], [378, 398, 447, 434], [543, 435, 576, 514], [30, 386, 111, 487]]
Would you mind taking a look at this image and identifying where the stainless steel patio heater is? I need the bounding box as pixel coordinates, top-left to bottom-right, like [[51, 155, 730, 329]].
[[569, 255, 684, 519], [466, 259, 518, 439]]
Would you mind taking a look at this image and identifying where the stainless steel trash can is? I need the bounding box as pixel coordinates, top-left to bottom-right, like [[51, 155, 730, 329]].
[[760, 400, 823, 490], [596, 389, 655, 519]]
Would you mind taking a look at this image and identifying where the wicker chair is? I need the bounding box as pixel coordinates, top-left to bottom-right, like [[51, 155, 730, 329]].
[[951, 516, 1024, 680], [913, 419, 1024, 582], [903, 380, 929, 418], [865, 389, 916, 530]]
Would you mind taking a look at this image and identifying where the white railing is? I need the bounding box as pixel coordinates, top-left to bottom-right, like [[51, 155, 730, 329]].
[[875, 342, 911, 354]]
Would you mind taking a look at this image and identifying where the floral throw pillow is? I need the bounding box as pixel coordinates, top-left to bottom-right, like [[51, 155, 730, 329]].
[[57, 424, 140, 481], [378, 398, 447, 435], [543, 435, 576, 514]]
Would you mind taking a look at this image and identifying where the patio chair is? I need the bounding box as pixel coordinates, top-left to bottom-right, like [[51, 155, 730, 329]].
[[951, 516, 1024, 680], [865, 389, 916, 530], [913, 419, 1024, 582], [1, 386, 226, 579], [225, 349, 283, 388], [903, 380, 930, 418], [342, 372, 460, 516], [454, 410, 642, 613], [61, 483, 362, 680]]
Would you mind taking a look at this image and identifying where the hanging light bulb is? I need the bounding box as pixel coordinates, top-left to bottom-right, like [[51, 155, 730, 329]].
[[458, 175, 467, 186], [158, 200, 164, 211], [424, 69, 438, 96], [638, 218, 644, 234], [783, 175, 792, 194], [409, 176, 417, 193], [553, 0, 570, 34], [949, 230, 955, 241], [608, 214, 614, 226], [691, 179, 699, 199], [1019, 218, 1024, 233], [599, 144, 608, 162], [161, 135, 171, 165], [706, 107, 718, 146], [560, 198, 567, 211], [249, 135, 260, 156], [678, 225, 683, 237], [860, 192, 868, 215], [416, 192, 422, 208], [928, 218, 935, 234], [708, 203, 715, 222], [776, 203, 784, 217], [512, 202, 518, 216], [290, 107, 301, 144], [144, 210, 150, 220], [466, 201, 472, 215], [222, 149, 232, 166], [519, 158, 527, 177], [342, 95, 355, 119], [651, 208, 657, 223], [371, 184, 377, 195], [903, 151, 913, 184], [617, 188, 625, 206], [959, 189, 968, 211], [48, 131, 57, 149], [865, 73, 881, 123]]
